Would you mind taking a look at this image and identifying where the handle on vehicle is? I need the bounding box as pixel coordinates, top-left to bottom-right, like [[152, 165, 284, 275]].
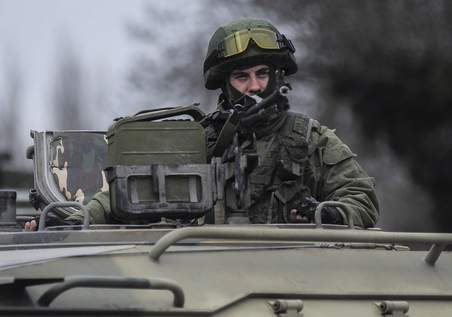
[[314, 201, 355, 229], [38, 201, 90, 231], [149, 226, 452, 265], [132, 105, 205, 122], [37, 276, 185, 308], [133, 107, 175, 116]]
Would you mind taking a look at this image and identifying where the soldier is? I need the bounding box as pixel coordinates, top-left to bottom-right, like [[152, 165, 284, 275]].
[[200, 18, 378, 227], [25, 18, 378, 230]]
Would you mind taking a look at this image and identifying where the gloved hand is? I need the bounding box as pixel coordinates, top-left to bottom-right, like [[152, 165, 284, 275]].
[[289, 196, 344, 225]]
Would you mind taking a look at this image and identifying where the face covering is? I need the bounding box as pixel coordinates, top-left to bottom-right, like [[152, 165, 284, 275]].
[[221, 66, 278, 110]]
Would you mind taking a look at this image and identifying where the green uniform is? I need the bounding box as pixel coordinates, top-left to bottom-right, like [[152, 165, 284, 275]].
[[65, 190, 110, 224], [67, 18, 378, 227], [204, 110, 379, 228], [67, 109, 378, 227]]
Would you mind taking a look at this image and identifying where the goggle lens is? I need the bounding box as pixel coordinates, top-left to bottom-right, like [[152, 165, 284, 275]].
[[220, 28, 282, 58]]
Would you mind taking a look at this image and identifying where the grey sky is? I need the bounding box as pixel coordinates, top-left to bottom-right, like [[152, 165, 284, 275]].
[[0, 0, 207, 167], [0, 0, 142, 125]]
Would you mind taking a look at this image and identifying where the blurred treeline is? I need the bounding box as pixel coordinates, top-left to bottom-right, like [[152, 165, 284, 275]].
[[1, 0, 451, 231]]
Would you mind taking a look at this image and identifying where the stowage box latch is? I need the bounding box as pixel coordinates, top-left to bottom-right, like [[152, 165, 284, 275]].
[[376, 301, 409, 316], [269, 299, 303, 317]]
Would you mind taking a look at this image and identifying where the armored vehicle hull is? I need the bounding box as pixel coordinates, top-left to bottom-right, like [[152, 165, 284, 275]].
[[1, 110, 451, 316], [1, 226, 452, 316]]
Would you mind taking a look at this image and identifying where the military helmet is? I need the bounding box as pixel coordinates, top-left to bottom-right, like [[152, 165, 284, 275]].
[[203, 18, 297, 90]]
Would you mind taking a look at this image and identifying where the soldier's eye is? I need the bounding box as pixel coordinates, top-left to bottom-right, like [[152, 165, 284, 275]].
[[231, 73, 249, 81], [256, 68, 270, 78]]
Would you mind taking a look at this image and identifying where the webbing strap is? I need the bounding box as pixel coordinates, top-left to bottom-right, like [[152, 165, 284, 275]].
[[306, 118, 314, 142], [212, 111, 240, 157], [291, 113, 311, 139]]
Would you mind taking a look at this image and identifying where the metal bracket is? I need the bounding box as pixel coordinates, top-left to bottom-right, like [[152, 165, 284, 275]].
[[269, 299, 303, 317], [425, 243, 446, 265], [38, 201, 90, 231], [376, 301, 409, 316], [315, 201, 355, 229]]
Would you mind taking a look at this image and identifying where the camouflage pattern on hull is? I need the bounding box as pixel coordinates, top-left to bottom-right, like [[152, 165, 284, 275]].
[[49, 132, 108, 205]]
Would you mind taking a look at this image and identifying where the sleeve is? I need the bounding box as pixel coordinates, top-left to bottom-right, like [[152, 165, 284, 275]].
[[317, 127, 379, 228], [65, 191, 111, 225], [204, 123, 218, 161]]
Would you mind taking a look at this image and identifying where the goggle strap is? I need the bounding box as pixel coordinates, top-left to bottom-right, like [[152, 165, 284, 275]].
[[216, 31, 295, 58], [217, 41, 226, 58], [278, 34, 296, 53]]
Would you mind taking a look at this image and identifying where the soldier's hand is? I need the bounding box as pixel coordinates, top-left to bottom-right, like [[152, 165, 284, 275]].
[[289, 208, 311, 223], [298, 196, 319, 221], [24, 219, 37, 231], [291, 196, 345, 225]]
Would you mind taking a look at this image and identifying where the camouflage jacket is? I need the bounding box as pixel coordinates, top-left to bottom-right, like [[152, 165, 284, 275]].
[[67, 111, 379, 228], [203, 110, 379, 227], [65, 190, 111, 225]]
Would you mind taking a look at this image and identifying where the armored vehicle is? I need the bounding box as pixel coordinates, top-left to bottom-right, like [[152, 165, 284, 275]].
[[0, 106, 452, 316]]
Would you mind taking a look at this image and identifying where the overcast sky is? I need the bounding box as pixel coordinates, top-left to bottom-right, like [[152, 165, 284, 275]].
[[0, 0, 207, 167], [0, 0, 142, 125]]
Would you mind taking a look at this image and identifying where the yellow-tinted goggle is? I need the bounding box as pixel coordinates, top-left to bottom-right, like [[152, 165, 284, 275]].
[[218, 28, 295, 58]]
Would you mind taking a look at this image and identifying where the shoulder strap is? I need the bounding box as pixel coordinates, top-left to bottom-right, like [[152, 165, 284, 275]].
[[211, 111, 240, 157], [282, 112, 320, 155], [283, 112, 314, 139]]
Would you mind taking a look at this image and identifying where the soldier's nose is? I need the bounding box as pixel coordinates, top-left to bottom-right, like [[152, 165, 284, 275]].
[[247, 76, 261, 95]]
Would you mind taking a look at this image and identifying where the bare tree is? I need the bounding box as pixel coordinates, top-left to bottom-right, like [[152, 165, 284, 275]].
[[0, 50, 23, 168], [83, 63, 116, 130], [52, 36, 85, 130]]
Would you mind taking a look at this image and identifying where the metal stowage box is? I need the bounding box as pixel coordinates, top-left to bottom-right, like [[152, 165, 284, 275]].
[[105, 105, 214, 222], [106, 106, 206, 166]]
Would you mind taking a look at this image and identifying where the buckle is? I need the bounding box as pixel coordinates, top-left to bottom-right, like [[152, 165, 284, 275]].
[[278, 34, 296, 53]]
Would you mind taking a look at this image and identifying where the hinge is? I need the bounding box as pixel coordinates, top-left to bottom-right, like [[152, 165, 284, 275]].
[[269, 299, 303, 317], [376, 301, 409, 316]]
